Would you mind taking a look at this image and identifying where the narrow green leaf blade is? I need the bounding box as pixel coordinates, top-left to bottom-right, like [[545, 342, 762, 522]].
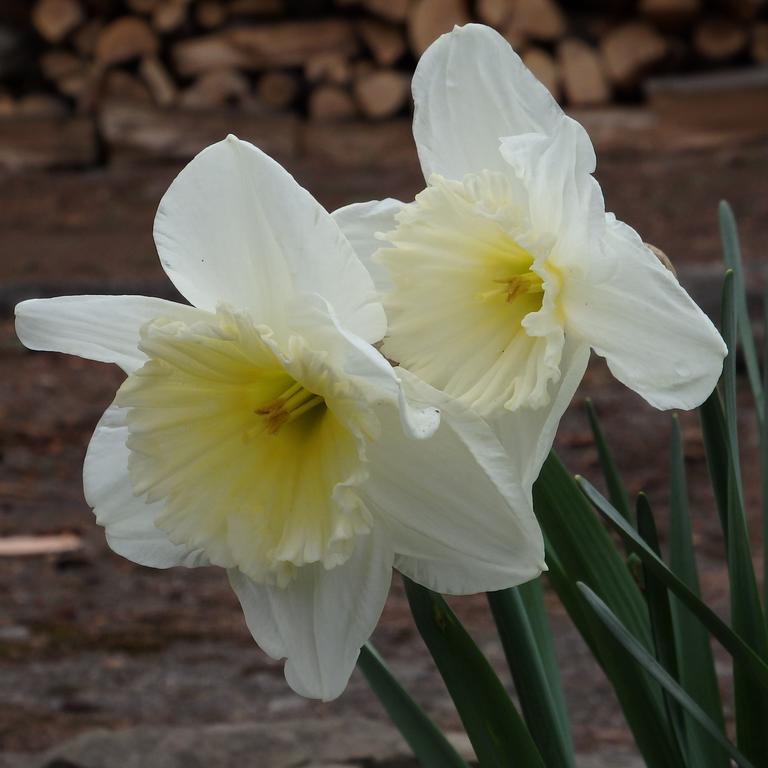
[[698, 391, 730, 538], [668, 416, 728, 768], [404, 577, 545, 768], [488, 587, 576, 768], [762, 287, 768, 610], [534, 453, 652, 648], [578, 476, 768, 691], [578, 583, 756, 768], [585, 398, 632, 524], [719, 200, 763, 423], [721, 270, 768, 764], [358, 643, 470, 768], [635, 494, 688, 765], [534, 454, 683, 767], [517, 578, 572, 744]]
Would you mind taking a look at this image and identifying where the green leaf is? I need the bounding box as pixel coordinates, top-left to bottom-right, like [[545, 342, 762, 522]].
[[719, 201, 763, 423], [762, 288, 768, 610], [578, 476, 768, 692], [698, 391, 730, 538], [534, 454, 652, 649], [635, 494, 688, 765], [668, 416, 728, 768], [534, 454, 683, 767], [404, 577, 545, 768], [721, 270, 768, 764], [578, 583, 756, 768], [517, 579, 572, 744], [585, 398, 632, 524], [488, 586, 575, 767], [357, 643, 470, 768]]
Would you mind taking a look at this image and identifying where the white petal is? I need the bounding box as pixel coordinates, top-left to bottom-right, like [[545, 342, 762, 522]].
[[228, 527, 393, 701], [562, 216, 727, 410], [290, 293, 440, 440], [331, 198, 404, 295], [499, 123, 605, 265], [361, 373, 544, 595], [84, 404, 208, 568], [15, 295, 200, 373], [412, 24, 593, 181], [154, 135, 386, 342], [491, 338, 591, 491]]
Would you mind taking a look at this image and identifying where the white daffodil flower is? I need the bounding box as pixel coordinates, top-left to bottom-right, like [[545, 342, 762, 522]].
[[334, 24, 726, 474], [15, 136, 546, 701]]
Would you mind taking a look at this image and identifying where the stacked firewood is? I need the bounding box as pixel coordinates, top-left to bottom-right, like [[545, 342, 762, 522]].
[[2, 0, 767, 123]]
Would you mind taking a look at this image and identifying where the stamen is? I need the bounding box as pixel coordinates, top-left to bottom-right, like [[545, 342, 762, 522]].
[[501, 273, 543, 302], [255, 380, 326, 435]]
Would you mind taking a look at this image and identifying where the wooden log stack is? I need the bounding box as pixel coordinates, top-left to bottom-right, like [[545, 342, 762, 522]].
[[0, 0, 766, 166]]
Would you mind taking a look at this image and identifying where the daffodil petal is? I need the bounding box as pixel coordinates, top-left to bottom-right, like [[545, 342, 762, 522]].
[[491, 338, 591, 490], [331, 198, 404, 294], [228, 527, 393, 701], [362, 375, 544, 595], [15, 295, 201, 374], [84, 404, 208, 568], [292, 293, 440, 440], [154, 135, 386, 342], [499, 124, 605, 263], [563, 216, 727, 410], [412, 23, 592, 181]]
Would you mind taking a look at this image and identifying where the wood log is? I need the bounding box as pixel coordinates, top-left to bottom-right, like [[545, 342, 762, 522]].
[[693, 17, 747, 61], [752, 23, 768, 64], [308, 85, 357, 121], [228, 0, 284, 14], [102, 70, 153, 103], [646, 68, 768, 137], [139, 56, 177, 106], [354, 68, 409, 119], [0, 115, 97, 170], [153, 0, 189, 33], [301, 119, 416, 168], [358, 19, 406, 66], [0, 93, 15, 117], [521, 47, 560, 101], [99, 101, 298, 163], [180, 68, 250, 108], [32, 0, 84, 43], [196, 1, 227, 29], [362, 0, 410, 23], [477, 0, 514, 28], [127, 0, 161, 12], [173, 21, 359, 76], [40, 50, 83, 82], [257, 71, 300, 109], [305, 51, 350, 84], [16, 93, 69, 117], [73, 20, 102, 55], [95, 17, 159, 66], [558, 38, 610, 106], [507, 0, 565, 42], [408, 0, 469, 57], [600, 22, 668, 87], [639, 0, 699, 29], [171, 36, 245, 75]]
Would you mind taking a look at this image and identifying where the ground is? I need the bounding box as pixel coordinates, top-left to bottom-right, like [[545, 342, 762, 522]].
[[1, 131, 766, 765]]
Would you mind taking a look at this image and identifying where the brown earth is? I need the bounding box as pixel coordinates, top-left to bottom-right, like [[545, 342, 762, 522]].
[[1, 131, 766, 762]]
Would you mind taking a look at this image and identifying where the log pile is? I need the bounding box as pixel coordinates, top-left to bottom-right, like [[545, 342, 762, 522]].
[[0, 0, 766, 165]]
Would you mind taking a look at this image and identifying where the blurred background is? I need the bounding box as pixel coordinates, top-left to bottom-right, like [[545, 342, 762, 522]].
[[0, 0, 767, 766]]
